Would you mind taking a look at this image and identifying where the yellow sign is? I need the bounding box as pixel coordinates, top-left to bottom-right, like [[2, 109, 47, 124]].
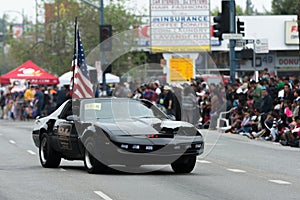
[[84, 103, 102, 110], [169, 58, 194, 82], [151, 46, 210, 53]]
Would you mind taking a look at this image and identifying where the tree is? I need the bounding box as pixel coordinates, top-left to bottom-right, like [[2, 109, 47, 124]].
[[211, 4, 245, 16], [271, 0, 298, 15], [6, 0, 143, 75]]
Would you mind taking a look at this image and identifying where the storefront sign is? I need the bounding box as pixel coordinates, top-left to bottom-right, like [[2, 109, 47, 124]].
[[150, 0, 210, 52], [285, 21, 299, 45], [276, 56, 300, 67], [255, 38, 269, 54]]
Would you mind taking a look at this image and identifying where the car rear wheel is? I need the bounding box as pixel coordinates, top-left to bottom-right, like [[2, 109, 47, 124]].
[[171, 156, 196, 173], [39, 134, 61, 168], [84, 138, 109, 174]]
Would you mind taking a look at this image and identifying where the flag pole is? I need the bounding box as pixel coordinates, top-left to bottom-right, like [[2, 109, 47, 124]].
[[71, 17, 78, 99]]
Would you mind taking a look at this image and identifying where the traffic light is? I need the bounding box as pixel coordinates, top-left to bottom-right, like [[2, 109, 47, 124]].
[[212, 0, 232, 41], [100, 25, 112, 51], [237, 18, 245, 36], [213, 13, 223, 40], [221, 0, 231, 34]]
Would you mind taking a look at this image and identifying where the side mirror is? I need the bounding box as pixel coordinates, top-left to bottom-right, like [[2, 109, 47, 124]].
[[66, 115, 79, 121]]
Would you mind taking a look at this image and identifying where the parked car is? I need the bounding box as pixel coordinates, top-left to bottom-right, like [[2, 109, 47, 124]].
[[32, 98, 204, 174]]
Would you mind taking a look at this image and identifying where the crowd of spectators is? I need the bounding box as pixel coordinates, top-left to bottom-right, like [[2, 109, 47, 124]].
[[1, 70, 299, 148], [112, 70, 300, 148], [222, 72, 300, 148], [0, 82, 71, 120]]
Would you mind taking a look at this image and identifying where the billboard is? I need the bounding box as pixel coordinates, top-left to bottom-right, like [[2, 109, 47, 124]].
[[150, 0, 211, 53], [285, 21, 299, 45]]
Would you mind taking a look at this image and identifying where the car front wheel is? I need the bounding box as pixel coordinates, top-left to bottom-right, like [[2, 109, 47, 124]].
[[39, 134, 61, 168], [171, 156, 196, 173], [84, 138, 109, 174]]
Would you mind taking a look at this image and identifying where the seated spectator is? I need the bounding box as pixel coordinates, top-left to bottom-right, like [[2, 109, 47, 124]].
[[280, 116, 300, 147], [236, 111, 252, 137], [225, 108, 243, 134], [248, 109, 263, 138], [263, 111, 284, 142]]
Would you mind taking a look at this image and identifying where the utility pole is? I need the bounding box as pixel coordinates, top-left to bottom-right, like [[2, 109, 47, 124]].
[[99, 0, 107, 96], [229, 0, 236, 83]]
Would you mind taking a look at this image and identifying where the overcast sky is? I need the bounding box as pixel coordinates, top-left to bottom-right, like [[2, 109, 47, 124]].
[[0, 0, 273, 23]]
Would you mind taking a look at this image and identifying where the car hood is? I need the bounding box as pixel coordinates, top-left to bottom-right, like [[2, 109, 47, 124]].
[[94, 118, 198, 136]]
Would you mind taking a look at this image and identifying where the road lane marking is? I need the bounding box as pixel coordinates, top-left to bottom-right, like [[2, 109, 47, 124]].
[[226, 168, 246, 173], [9, 140, 16, 144], [197, 160, 211, 164], [27, 150, 36, 155], [94, 191, 113, 200], [269, 180, 291, 185], [60, 168, 67, 172], [205, 143, 224, 146]]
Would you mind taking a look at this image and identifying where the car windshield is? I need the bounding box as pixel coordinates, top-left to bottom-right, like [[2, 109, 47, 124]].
[[80, 99, 168, 121]]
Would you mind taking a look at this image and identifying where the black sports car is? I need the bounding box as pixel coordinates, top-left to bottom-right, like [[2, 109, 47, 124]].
[[32, 98, 204, 173]]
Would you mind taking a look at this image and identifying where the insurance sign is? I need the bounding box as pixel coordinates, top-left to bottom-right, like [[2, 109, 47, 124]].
[[150, 0, 211, 53]]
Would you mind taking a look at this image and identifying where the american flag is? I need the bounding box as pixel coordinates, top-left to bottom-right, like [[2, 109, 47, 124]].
[[71, 27, 94, 99]]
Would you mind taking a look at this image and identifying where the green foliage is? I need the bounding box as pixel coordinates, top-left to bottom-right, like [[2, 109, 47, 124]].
[[236, 5, 245, 16], [6, 0, 143, 76], [272, 0, 298, 15], [211, 7, 220, 16], [211, 4, 245, 16]]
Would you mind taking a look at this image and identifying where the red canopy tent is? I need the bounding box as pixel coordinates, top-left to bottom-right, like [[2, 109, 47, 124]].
[[0, 60, 59, 85]]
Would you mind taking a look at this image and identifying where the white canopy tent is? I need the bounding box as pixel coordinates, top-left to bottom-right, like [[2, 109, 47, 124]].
[[58, 71, 120, 87]]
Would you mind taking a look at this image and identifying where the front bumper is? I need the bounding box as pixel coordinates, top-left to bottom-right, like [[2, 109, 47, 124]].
[[92, 140, 204, 165]]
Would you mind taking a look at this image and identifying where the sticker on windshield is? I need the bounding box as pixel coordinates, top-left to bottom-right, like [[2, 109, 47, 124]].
[[84, 103, 102, 110]]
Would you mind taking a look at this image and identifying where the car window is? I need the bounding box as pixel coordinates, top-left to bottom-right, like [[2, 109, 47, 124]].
[[59, 102, 73, 119], [81, 99, 167, 121], [50, 100, 69, 118]]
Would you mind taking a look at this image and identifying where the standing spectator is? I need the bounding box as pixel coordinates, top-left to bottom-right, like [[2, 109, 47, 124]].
[[24, 85, 35, 102], [181, 86, 198, 125], [154, 81, 161, 96], [142, 84, 155, 102], [268, 77, 278, 99], [163, 85, 175, 118], [292, 91, 300, 118], [34, 86, 45, 117], [283, 83, 294, 103], [249, 80, 262, 110], [258, 86, 274, 132], [225, 84, 235, 111], [56, 85, 68, 109], [0, 91, 5, 119], [259, 86, 273, 114]]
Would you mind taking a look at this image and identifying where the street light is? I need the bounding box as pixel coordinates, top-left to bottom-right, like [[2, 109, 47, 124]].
[[1, 10, 25, 75]]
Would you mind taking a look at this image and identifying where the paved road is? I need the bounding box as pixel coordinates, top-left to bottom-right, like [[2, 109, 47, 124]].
[[0, 120, 299, 200]]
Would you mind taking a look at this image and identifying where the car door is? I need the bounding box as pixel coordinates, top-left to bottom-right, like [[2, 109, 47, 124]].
[[53, 101, 82, 159]]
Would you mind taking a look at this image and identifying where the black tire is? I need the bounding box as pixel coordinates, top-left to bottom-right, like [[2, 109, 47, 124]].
[[171, 156, 196, 173], [39, 134, 61, 168], [84, 138, 109, 174]]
